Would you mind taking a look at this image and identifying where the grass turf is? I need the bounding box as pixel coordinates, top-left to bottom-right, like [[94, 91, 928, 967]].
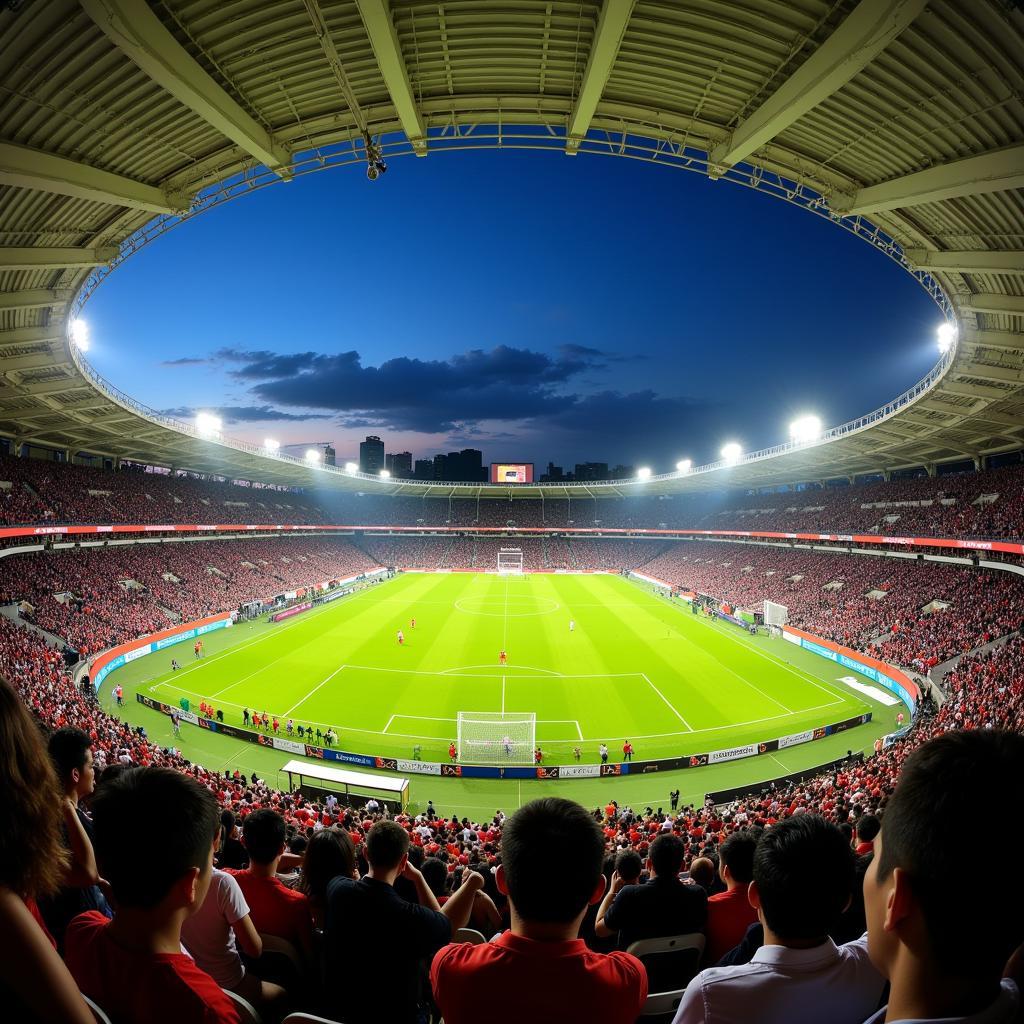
[[103, 573, 896, 813]]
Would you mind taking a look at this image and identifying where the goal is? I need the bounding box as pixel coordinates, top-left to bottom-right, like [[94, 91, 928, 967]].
[[457, 711, 536, 764], [497, 547, 524, 575], [764, 600, 789, 626]]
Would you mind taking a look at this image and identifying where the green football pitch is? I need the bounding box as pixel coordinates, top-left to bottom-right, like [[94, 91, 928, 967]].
[[105, 572, 894, 815]]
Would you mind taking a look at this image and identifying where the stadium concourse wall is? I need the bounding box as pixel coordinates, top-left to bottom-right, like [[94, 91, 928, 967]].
[[1, 521, 1023, 558]]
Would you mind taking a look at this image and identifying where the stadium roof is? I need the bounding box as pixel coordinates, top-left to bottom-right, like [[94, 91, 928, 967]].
[[1, 0, 1022, 498]]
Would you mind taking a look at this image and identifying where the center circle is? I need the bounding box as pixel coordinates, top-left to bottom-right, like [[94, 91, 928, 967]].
[[454, 595, 560, 617]]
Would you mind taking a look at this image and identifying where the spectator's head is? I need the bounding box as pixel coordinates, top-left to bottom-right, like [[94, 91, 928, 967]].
[[854, 814, 880, 846], [47, 727, 94, 799], [241, 809, 287, 865], [689, 857, 716, 891], [498, 798, 605, 927], [719, 828, 760, 888], [365, 820, 410, 874], [615, 849, 643, 884], [0, 677, 69, 899], [865, 731, 1024, 1002], [420, 857, 448, 898], [300, 828, 356, 904], [91, 767, 220, 915], [648, 833, 685, 879], [751, 815, 854, 943]]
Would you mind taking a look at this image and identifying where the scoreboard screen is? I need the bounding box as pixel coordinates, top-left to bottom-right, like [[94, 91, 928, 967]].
[[490, 463, 534, 484]]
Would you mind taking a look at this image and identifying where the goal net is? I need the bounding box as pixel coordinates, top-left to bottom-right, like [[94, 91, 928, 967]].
[[764, 600, 789, 626], [457, 711, 536, 764], [497, 547, 524, 575]]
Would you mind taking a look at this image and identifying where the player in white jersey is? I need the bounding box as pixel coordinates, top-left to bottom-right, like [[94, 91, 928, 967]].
[[397, 630, 404, 645], [569, 620, 575, 632], [502, 735, 513, 756]]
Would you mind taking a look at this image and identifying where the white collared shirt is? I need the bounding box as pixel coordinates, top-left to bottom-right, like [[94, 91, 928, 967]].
[[672, 935, 885, 1024], [862, 978, 1020, 1024]]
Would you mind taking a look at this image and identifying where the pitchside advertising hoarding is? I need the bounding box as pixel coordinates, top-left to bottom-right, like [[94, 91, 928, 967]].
[[489, 463, 534, 484]]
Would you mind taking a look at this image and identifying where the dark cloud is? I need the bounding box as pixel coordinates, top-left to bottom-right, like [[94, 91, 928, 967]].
[[159, 404, 330, 424], [161, 356, 210, 366]]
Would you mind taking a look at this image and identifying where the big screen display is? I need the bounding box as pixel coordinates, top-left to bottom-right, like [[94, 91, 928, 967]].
[[490, 463, 534, 483]]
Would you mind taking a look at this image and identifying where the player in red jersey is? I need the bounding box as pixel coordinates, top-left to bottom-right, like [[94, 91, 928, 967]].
[[499, 649, 507, 665], [449, 741, 457, 762]]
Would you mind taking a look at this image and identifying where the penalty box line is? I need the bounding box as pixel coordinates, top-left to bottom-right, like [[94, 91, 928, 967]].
[[383, 712, 583, 741]]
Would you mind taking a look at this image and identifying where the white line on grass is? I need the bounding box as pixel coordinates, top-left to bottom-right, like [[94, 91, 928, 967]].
[[383, 715, 395, 733], [640, 673, 694, 731], [282, 664, 346, 717], [501, 676, 506, 714]]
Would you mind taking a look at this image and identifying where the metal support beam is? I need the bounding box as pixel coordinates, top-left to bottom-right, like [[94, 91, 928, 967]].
[[960, 293, 1024, 316], [710, 0, 924, 169], [0, 246, 119, 269], [355, 0, 427, 155], [903, 248, 1024, 276], [81, 0, 289, 176], [0, 142, 184, 213], [0, 325, 63, 345], [0, 352, 68, 372], [961, 328, 1024, 351], [301, 0, 368, 135], [0, 288, 72, 312], [955, 360, 1024, 385], [832, 144, 1024, 215], [566, 0, 636, 154], [938, 380, 1009, 401]]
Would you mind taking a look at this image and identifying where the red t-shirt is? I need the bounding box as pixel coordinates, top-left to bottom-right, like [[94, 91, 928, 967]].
[[65, 911, 241, 1024], [705, 885, 759, 964], [223, 868, 312, 950], [431, 930, 647, 1024]]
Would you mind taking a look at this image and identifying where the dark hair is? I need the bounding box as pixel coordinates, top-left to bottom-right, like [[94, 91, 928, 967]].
[[501, 798, 603, 923], [688, 857, 715, 890], [754, 815, 854, 941], [299, 828, 356, 905], [0, 677, 69, 898], [615, 849, 643, 881], [47, 727, 92, 783], [876, 730, 1024, 976], [365, 820, 410, 870], [91, 767, 220, 908], [241, 809, 287, 864], [420, 857, 448, 898], [649, 833, 685, 877], [854, 814, 879, 843], [720, 828, 761, 885]]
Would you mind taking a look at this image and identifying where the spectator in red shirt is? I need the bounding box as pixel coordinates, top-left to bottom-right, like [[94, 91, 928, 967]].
[[852, 813, 879, 857], [0, 677, 94, 1024], [224, 809, 314, 959], [64, 766, 241, 1024], [705, 828, 761, 964], [431, 797, 647, 1024]]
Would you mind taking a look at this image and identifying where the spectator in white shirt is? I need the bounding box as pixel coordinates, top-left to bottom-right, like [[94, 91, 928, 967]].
[[673, 815, 885, 1024], [862, 731, 1023, 1024]]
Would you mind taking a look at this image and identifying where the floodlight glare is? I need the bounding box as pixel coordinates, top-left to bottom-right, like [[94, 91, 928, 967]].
[[195, 412, 222, 437], [70, 318, 90, 352], [344, 461, 358, 473], [380, 469, 391, 479], [936, 321, 957, 354], [304, 449, 321, 463], [789, 415, 822, 443], [676, 459, 692, 473], [637, 466, 652, 480], [263, 438, 280, 452], [721, 442, 742, 464]]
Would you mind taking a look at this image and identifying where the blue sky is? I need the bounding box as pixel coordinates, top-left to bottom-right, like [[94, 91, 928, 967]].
[[84, 149, 942, 472]]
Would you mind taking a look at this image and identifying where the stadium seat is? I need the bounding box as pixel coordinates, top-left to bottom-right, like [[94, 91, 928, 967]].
[[257, 931, 305, 987], [82, 994, 113, 1024], [626, 932, 705, 994], [453, 927, 487, 944], [639, 987, 687, 1021], [223, 987, 263, 1024]]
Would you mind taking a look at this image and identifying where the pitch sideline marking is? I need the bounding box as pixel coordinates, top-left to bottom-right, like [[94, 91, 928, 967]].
[[282, 664, 346, 717], [640, 673, 694, 731]]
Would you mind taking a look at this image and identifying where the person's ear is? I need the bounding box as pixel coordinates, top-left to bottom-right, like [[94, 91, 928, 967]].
[[747, 879, 760, 911], [589, 873, 608, 906], [398, 852, 409, 873], [496, 864, 509, 896], [884, 867, 913, 933], [181, 865, 202, 907]]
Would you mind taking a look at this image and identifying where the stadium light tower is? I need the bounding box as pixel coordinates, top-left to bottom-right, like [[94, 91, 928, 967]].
[[304, 448, 321, 464], [721, 442, 742, 464], [344, 461, 358, 473], [637, 466, 652, 480], [70, 318, 90, 352], [676, 459, 692, 474], [195, 412, 222, 437], [789, 415, 822, 444], [936, 321, 957, 354], [263, 438, 280, 453]]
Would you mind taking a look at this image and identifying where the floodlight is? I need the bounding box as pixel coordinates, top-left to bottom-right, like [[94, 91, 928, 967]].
[[264, 438, 280, 452], [304, 449, 321, 463], [380, 469, 391, 479], [936, 321, 957, 354], [195, 412, 222, 437], [70, 318, 90, 352], [637, 466, 652, 480], [344, 461, 358, 473], [789, 415, 822, 443], [721, 442, 742, 464], [676, 459, 692, 473]]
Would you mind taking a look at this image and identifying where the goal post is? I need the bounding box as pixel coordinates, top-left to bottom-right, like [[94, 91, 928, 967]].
[[497, 547, 524, 575], [457, 711, 536, 764], [764, 600, 789, 626]]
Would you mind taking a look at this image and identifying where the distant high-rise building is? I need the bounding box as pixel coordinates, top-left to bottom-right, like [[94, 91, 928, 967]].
[[540, 461, 566, 482], [433, 453, 448, 480], [386, 452, 413, 478], [414, 459, 434, 481], [574, 462, 609, 482], [610, 464, 635, 479], [359, 435, 385, 474], [323, 444, 336, 467]]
